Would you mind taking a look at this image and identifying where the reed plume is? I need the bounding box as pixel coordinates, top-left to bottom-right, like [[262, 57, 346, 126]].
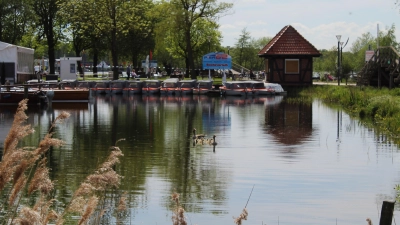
[[233, 208, 248, 225], [58, 145, 124, 224], [78, 196, 99, 225], [0, 100, 127, 225], [116, 192, 127, 212], [233, 185, 254, 225], [171, 192, 187, 225], [3, 99, 34, 155], [28, 158, 53, 195]]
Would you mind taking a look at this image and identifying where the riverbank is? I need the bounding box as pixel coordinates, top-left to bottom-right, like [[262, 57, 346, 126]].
[[297, 85, 400, 143]]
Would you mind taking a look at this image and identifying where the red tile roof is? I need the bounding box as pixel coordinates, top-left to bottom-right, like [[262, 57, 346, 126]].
[[258, 25, 321, 57]]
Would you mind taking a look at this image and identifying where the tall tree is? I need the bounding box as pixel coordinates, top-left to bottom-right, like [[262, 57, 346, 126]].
[[33, 0, 65, 75], [235, 28, 251, 67], [154, 1, 222, 75], [165, 0, 232, 79], [66, 0, 153, 80]]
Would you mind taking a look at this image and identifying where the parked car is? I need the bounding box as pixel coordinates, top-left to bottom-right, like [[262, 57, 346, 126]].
[[312, 72, 320, 80]]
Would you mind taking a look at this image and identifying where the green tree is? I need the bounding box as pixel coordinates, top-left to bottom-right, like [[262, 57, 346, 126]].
[[64, 0, 154, 80], [161, 0, 232, 79], [235, 28, 250, 66], [32, 0, 66, 75], [349, 32, 375, 72], [154, 1, 222, 76], [0, 0, 36, 44]]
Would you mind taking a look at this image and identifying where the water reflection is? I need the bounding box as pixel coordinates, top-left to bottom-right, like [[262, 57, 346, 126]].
[[1, 95, 400, 225], [264, 100, 313, 145]]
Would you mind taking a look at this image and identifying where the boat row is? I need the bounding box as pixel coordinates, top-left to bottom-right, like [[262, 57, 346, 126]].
[[91, 79, 286, 96], [0, 80, 91, 105]]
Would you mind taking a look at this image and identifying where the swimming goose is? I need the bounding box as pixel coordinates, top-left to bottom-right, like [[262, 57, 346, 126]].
[[192, 128, 206, 140], [208, 135, 217, 146]]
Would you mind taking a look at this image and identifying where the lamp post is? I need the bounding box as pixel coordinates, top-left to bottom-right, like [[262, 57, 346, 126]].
[[207, 36, 211, 52], [227, 46, 230, 55], [81, 49, 85, 81], [340, 38, 349, 84], [336, 35, 341, 86], [207, 36, 211, 80], [241, 43, 244, 65]]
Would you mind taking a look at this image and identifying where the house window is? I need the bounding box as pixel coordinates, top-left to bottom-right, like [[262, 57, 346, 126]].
[[285, 59, 299, 74]]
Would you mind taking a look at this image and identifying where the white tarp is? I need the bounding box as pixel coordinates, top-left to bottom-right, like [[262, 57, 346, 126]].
[[0, 41, 34, 81]]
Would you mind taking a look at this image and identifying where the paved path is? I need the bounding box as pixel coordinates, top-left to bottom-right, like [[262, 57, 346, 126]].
[[313, 81, 356, 86]]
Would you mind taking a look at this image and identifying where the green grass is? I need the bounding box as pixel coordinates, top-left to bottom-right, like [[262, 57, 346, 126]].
[[298, 85, 400, 142]]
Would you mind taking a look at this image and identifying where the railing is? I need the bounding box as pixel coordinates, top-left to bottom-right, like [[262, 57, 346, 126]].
[[357, 46, 400, 87]]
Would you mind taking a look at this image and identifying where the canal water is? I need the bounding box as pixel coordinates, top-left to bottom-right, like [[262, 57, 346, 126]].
[[0, 94, 400, 225]]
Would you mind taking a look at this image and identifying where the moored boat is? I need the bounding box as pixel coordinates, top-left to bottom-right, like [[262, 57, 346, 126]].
[[264, 83, 287, 96], [0, 88, 47, 105], [176, 79, 196, 95], [123, 80, 143, 95], [193, 80, 213, 95], [91, 82, 109, 95], [47, 89, 90, 102], [245, 81, 275, 96], [108, 81, 126, 95], [219, 81, 247, 96], [160, 78, 180, 95], [142, 80, 161, 95]]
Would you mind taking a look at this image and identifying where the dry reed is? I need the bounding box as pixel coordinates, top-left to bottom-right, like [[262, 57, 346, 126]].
[[233, 208, 248, 225], [0, 100, 126, 225], [171, 192, 187, 225]]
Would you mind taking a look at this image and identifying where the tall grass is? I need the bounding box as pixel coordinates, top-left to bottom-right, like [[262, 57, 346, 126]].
[[299, 85, 400, 140], [0, 99, 126, 224]]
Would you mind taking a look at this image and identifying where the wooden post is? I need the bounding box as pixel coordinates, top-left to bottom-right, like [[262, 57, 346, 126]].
[[24, 85, 28, 98], [379, 201, 395, 225]]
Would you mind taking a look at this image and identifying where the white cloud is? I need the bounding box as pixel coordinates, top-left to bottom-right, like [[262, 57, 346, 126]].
[[218, 0, 400, 50]]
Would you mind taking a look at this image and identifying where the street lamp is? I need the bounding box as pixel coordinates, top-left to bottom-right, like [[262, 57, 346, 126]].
[[340, 38, 349, 84], [81, 49, 85, 81], [336, 35, 341, 86], [227, 46, 230, 55], [207, 36, 211, 52], [240, 43, 243, 65]]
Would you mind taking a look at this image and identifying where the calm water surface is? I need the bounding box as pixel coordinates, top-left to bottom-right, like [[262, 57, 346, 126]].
[[0, 94, 400, 225]]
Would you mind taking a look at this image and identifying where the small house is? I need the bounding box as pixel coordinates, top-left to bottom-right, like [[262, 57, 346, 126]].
[[258, 25, 321, 86]]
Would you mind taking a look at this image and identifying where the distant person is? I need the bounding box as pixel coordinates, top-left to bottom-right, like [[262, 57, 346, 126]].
[[126, 65, 131, 80], [249, 70, 255, 80], [131, 69, 137, 78]]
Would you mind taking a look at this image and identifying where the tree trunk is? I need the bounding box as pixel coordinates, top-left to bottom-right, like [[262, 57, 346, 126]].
[[111, 28, 118, 80], [93, 50, 98, 74], [185, 29, 196, 79], [47, 23, 56, 75]]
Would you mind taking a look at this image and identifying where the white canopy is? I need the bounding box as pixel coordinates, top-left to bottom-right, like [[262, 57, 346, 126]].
[[0, 41, 34, 81]]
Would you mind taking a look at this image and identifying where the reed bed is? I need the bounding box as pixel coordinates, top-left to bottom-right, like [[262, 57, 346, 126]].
[[0, 99, 126, 225], [298, 85, 400, 142]]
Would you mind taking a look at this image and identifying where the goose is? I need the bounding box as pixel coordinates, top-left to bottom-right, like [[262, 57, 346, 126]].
[[208, 135, 217, 146], [192, 128, 206, 140]]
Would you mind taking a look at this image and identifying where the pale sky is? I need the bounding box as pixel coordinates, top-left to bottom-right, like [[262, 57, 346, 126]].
[[218, 0, 400, 51]]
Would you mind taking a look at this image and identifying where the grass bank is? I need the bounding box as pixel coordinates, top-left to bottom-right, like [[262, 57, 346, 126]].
[[297, 85, 400, 141]]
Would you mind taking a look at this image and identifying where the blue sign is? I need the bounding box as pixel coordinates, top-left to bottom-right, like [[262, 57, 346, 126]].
[[202, 52, 232, 70]]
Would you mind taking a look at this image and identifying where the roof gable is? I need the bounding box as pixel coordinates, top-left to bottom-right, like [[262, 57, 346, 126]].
[[258, 25, 321, 56]]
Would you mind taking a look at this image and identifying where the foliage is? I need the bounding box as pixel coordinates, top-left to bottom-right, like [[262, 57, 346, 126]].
[[0, 99, 126, 224], [0, 0, 36, 44], [155, 0, 233, 79]]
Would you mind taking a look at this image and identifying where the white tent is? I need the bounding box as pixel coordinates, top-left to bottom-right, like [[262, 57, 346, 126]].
[[0, 41, 34, 83], [97, 61, 109, 68]]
